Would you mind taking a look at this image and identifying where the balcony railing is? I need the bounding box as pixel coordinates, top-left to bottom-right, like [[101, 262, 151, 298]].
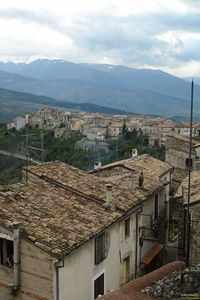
[[140, 207, 167, 242]]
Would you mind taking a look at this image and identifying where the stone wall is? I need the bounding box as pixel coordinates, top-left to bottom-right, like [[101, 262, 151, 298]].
[[182, 265, 200, 294], [142, 269, 182, 299], [142, 264, 200, 299], [165, 136, 196, 170], [190, 204, 200, 265]]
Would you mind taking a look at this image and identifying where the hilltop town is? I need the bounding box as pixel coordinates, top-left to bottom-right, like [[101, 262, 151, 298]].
[[0, 105, 200, 299], [7, 106, 200, 147]]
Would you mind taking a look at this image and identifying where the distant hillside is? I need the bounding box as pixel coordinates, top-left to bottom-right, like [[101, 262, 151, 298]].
[[0, 59, 199, 117], [0, 87, 131, 122]]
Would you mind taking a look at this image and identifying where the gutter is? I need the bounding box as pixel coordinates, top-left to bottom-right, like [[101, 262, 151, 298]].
[[55, 260, 64, 300], [10, 221, 20, 295]]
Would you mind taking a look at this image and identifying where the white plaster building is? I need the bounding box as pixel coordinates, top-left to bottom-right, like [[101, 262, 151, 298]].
[[7, 116, 27, 131], [0, 156, 172, 300]]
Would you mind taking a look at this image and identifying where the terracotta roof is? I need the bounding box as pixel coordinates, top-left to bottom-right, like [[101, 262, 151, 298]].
[[0, 160, 155, 258], [90, 155, 172, 195], [0, 157, 172, 259], [99, 261, 185, 300], [141, 243, 164, 266], [175, 171, 200, 205], [26, 161, 147, 212], [0, 175, 122, 258], [166, 134, 199, 145], [91, 154, 172, 178]]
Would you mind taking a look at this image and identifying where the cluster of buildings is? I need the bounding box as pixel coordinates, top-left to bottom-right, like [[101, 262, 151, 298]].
[[1, 128, 200, 299], [6, 107, 200, 152], [0, 152, 174, 299]]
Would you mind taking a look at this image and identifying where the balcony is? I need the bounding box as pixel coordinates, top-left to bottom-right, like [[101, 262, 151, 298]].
[[140, 207, 167, 243]]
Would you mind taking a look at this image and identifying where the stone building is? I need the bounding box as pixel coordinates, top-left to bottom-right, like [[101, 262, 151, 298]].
[[75, 138, 109, 153], [0, 156, 172, 300], [165, 134, 200, 170], [28, 107, 70, 130], [174, 171, 200, 265]]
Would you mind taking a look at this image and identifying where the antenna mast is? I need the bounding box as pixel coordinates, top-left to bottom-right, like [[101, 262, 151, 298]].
[[186, 79, 194, 266]]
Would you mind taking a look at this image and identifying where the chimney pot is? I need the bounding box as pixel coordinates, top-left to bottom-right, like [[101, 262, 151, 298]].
[[106, 184, 112, 202], [94, 161, 102, 170], [128, 175, 134, 192], [132, 149, 138, 158], [139, 172, 144, 188]]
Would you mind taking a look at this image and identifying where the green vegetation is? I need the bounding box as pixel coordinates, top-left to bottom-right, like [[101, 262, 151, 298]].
[[44, 131, 94, 170], [0, 124, 165, 184], [102, 127, 165, 165], [0, 125, 94, 184]]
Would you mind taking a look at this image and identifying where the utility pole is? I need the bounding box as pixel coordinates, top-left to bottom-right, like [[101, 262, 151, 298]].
[[116, 139, 118, 161], [186, 80, 194, 267], [41, 132, 44, 164], [25, 128, 29, 185]]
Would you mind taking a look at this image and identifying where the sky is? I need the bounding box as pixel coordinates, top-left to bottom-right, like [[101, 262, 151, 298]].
[[0, 0, 200, 77]]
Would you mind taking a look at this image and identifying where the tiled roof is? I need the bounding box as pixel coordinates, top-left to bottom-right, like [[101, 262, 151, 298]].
[[141, 243, 164, 266], [0, 160, 154, 258], [166, 134, 199, 145], [175, 171, 200, 205], [91, 154, 172, 178], [90, 154, 172, 194], [0, 157, 172, 259], [26, 161, 146, 211], [0, 175, 122, 258]]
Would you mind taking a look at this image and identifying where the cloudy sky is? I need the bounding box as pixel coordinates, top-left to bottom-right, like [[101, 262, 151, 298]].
[[0, 0, 199, 77]]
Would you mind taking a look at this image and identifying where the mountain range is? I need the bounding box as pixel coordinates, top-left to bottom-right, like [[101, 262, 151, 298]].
[[0, 59, 199, 121]]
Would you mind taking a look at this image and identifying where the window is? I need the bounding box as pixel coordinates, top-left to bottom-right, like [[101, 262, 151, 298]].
[[185, 158, 193, 169], [95, 232, 106, 264], [94, 273, 104, 299], [125, 218, 130, 238], [122, 256, 130, 283], [0, 238, 14, 268]]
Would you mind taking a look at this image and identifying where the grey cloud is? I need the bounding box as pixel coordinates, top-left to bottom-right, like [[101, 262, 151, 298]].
[[0, 8, 62, 32], [0, 6, 200, 69], [63, 10, 200, 66]]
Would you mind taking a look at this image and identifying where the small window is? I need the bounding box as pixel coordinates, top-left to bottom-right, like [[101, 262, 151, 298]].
[[122, 256, 130, 283], [185, 158, 193, 169], [0, 238, 14, 268], [95, 232, 106, 264], [94, 273, 104, 299], [125, 218, 130, 238]]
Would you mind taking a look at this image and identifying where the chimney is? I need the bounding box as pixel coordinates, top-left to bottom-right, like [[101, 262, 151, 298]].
[[106, 183, 112, 203], [128, 175, 134, 192], [94, 161, 102, 170], [10, 221, 20, 294], [139, 172, 144, 188], [132, 149, 138, 158], [102, 184, 116, 212]]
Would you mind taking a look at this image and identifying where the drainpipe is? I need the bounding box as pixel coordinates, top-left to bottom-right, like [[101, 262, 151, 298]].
[[134, 213, 139, 278], [55, 260, 64, 300], [10, 221, 20, 294]]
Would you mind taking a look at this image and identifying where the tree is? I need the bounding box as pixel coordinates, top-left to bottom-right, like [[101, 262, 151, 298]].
[[122, 121, 127, 136]]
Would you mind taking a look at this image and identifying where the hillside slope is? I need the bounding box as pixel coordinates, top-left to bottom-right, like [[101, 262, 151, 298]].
[[0, 59, 198, 117]]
